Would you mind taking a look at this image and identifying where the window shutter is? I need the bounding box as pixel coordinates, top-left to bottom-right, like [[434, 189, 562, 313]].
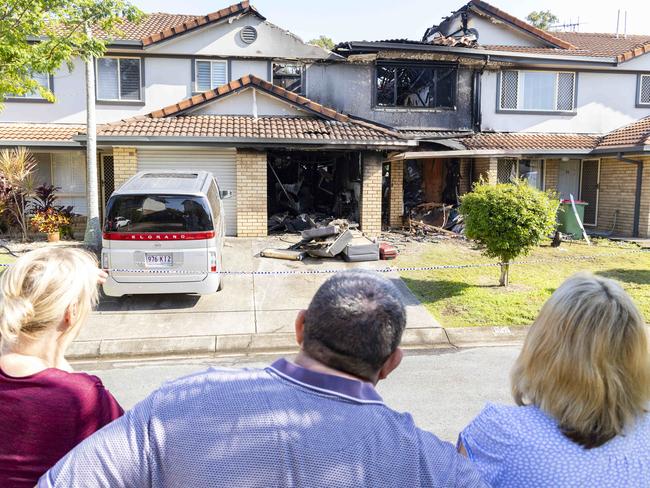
[[211, 62, 227, 87], [196, 61, 211, 91], [556, 72, 575, 111], [97, 58, 119, 100], [640, 75, 650, 105], [500, 71, 518, 109], [119, 59, 141, 100]]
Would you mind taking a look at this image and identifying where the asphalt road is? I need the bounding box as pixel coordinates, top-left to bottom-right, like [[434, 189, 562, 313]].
[[79, 346, 520, 443]]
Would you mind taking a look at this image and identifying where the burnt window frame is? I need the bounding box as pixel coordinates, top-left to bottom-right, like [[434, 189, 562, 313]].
[[272, 62, 304, 94], [373, 61, 458, 110]]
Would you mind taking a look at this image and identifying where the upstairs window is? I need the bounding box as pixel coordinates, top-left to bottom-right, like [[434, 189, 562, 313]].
[[9, 73, 51, 99], [273, 63, 303, 94], [195, 60, 228, 92], [499, 70, 576, 112], [96, 57, 142, 102], [376, 62, 457, 109], [638, 74, 650, 107], [497, 158, 544, 190]]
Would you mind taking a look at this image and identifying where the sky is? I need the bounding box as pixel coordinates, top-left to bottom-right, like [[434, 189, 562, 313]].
[[128, 0, 650, 43]]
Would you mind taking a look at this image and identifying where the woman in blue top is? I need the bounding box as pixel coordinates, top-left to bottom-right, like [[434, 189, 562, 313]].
[[458, 273, 650, 488]]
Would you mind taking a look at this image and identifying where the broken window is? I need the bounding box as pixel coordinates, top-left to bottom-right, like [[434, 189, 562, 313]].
[[273, 63, 303, 94], [375, 62, 457, 109]]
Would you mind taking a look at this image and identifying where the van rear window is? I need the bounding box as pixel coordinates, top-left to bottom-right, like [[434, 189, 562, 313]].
[[104, 194, 213, 233]]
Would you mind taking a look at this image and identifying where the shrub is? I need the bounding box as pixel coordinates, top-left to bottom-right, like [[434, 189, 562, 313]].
[[459, 180, 559, 286], [30, 208, 71, 234], [0, 147, 36, 241]]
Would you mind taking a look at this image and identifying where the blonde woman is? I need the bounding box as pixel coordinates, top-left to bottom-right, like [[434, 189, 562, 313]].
[[0, 248, 123, 488], [458, 273, 650, 487]]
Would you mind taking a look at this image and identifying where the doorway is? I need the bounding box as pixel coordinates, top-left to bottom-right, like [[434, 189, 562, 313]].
[[558, 160, 580, 201]]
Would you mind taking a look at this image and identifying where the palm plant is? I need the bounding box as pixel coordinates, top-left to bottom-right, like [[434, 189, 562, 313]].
[[0, 147, 36, 241]]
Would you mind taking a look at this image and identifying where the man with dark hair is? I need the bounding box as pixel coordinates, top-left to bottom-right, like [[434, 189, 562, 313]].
[[39, 270, 486, 488]]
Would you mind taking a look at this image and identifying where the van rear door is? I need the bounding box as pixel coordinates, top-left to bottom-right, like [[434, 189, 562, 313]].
[[103, 194, 213, 283]]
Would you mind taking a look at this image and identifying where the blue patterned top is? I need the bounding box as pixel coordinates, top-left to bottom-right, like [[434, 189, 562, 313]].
[[459, 402, 650, 487], [39, 359, 486, 487]]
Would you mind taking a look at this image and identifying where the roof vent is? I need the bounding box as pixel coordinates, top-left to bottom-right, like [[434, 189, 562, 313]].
[[240, 26, 258, 44]]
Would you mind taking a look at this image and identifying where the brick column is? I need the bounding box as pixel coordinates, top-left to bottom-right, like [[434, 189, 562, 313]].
[[638, 158, 650, 238], [361, 152, 383, 237], [389, 159, 404, 228], [112, 147, 137, 190], [236, 149, 267, 237]]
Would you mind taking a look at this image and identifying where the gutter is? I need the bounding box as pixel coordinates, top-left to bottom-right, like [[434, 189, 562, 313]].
[[0, 140, 82, 148], [389, 148, 593, 160], [616, 153, 644, 238], [340, 41, 617, 66]]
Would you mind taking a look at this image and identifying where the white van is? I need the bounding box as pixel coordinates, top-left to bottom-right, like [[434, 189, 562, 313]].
[[101, 171, 231, 297]]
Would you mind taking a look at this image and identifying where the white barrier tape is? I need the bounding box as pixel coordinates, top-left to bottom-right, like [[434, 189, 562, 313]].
[[0, 248, 648, 275]]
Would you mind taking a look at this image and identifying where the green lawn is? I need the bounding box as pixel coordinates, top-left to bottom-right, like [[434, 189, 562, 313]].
[[397, 239, 650, 328]]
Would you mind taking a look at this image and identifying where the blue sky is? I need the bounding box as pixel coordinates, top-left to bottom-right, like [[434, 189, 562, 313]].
[[129, 0, 650, 42]]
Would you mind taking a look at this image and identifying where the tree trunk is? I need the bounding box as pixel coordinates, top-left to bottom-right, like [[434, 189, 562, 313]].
[[499, 262, 509, 287], [83, 25, 101, 250]]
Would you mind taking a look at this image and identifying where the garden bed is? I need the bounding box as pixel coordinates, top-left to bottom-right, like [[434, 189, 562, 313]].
[[396, 238, 650, 328]]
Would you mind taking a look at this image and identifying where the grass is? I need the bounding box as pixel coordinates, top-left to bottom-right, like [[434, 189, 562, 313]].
[[397, 238, 650, 328]]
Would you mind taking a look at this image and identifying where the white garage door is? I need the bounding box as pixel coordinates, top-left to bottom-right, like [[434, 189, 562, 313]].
[[137, 148, 238, 235]]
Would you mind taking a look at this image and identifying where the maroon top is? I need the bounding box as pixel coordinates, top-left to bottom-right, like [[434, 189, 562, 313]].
[[0, 367, 124, 488]]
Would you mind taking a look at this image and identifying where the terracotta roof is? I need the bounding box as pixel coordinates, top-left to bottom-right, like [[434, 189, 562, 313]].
[[0, 123, 84, 145], [468, 0, 575, 49], [597, 116, 650, 149], [460, 132, 599, 151], [141, 2, 262, 47], [553, 32, 650, 61], [148, 74, 403, 138], [88, 2, 262, 46], [96, 115, 407, 145]]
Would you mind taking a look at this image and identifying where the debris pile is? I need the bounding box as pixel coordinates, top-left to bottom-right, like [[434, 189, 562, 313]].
[[261, 219, 396, 263]]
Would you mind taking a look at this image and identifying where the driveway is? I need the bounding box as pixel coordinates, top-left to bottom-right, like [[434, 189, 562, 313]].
[[75, 237, 441, 355]]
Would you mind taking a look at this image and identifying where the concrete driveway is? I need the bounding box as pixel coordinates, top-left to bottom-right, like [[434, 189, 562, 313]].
[[73, 237, 441, 358]]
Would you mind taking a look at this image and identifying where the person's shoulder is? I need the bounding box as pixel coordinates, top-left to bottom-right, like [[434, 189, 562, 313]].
[[42, 369, 107, 393], [155, 366, 271, 397]]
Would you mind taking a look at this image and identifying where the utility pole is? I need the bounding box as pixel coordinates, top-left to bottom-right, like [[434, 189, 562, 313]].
[[84, 23, 101, 250]]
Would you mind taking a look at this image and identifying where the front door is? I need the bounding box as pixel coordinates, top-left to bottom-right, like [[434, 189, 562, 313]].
[[580, 159, 600, 226], [557, 160, 580, 201]]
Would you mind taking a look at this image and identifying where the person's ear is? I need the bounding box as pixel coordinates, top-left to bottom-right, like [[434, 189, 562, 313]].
[[377, 347, 403, 382], [294, 310, 306, 346], [60, 303, 78, 332]]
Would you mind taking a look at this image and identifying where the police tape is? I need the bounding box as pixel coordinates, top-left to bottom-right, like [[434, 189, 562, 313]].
[[0, 248, 648, 275]]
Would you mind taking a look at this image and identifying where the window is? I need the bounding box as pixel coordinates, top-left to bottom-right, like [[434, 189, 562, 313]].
[[96, 57, 142, 101], [9, 73, 51, 99], [499, 70, 576, 112], [31, 152, 87, 215], [104, 195, 213, 233], [272, 63, 303, 94], [497, 158, 544, 190], [375, 62, 457, 109], [195, 60, 228, 92], [638, 74, 650, 107]]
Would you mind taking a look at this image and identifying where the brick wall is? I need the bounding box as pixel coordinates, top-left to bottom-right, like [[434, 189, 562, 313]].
[[596, 158, 639, 236], [361, 152, 383, 237], [112, 147, 137, 190], [459, 158, 472, 195], [236, 149, 267, 237], [544, 159, 559, 193], [389, 159, 404, 227], [472, 158, 497, 184]]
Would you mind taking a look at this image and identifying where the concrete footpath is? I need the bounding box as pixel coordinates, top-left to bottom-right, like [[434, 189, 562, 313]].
[[68, 237, 530, 360]]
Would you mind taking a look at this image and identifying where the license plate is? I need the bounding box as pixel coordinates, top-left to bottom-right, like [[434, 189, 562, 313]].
[[145, 254, 173, 266]]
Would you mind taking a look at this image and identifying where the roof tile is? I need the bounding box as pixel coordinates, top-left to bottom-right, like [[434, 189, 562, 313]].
[[597, 116, 650, 149], [0, 123, 84, 144]]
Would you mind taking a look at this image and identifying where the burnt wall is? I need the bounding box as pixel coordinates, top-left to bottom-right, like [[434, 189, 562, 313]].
[[306, 63, 474, 130]]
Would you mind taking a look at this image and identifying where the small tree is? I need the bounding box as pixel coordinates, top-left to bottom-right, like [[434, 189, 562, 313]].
[[308, 35, 335, 51], [0, 147, 36, 241], [526, 10, 559, 30], [460, 180, 559, 286]]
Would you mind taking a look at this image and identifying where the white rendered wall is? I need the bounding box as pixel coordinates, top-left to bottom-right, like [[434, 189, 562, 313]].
[[191, 88, 305, 117], [480, 69, 650, 134], [435, 12, 544, 47], [230, 60, 269, 81]]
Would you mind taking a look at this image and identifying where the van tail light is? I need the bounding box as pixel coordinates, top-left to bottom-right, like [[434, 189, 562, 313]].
[[102, 252, 109, 271], [209, 251, 217, 273]]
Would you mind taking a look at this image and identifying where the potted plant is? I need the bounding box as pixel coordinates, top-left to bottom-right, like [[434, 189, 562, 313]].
[[30, 208, 71, 243]]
